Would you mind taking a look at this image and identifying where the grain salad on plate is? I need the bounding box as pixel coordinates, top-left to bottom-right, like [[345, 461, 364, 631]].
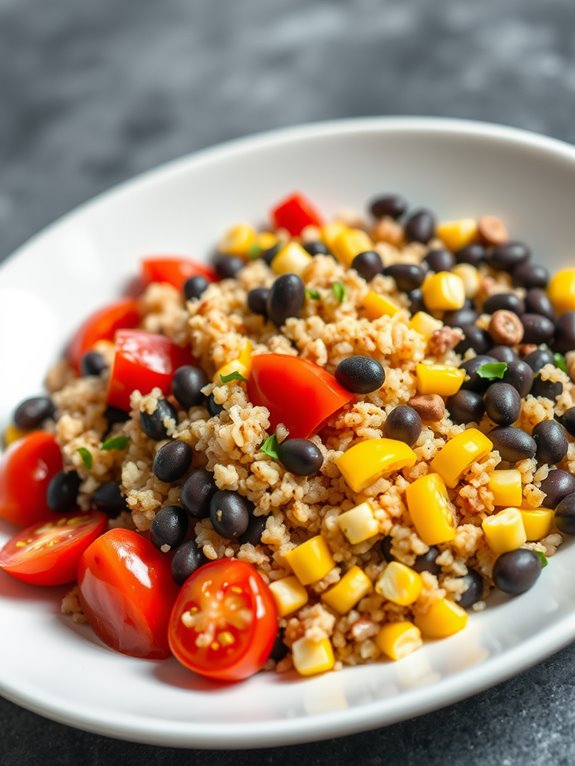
[[2, 190, 575, 681]]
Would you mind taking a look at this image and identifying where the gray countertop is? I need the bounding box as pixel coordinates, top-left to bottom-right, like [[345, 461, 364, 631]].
[[1, 1, 575, 763]]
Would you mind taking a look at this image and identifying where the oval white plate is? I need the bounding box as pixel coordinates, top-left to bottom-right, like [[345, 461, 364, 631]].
[[1, 118, 575, 749]]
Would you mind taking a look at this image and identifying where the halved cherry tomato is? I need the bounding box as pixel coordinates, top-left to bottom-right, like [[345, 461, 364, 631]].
[[270, 192, 323, 236], [68, 298, 140, 372], [106, 329, 193, 411], [0, 432, 63, 527], [168, 558, 278, 682], [0, 511, 107, 586], [141, 256, 217, 290], [77, 528, 179, 659], [247, 354, 354, 439]]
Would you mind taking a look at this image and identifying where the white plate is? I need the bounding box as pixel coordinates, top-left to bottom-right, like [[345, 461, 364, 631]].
[[1, 117, 575, 749]]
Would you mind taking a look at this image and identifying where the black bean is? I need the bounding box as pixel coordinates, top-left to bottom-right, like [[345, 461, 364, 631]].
[[532, 420, 568, 465], [460, 355, 497, 393], [424, 248, 455, 272], [489, 426, 536, 461], [13, 396, 55, 430], [139, 398, 178, 441], [482, 293, 525, 316], [512, 262, 549, 289], [555, 493, 575, 535], [408, 289, 425, 314], [266, 273, 305, 326], [553, 312, 575, 354], [455, 325, 491, 355], [152, 440, 193, 483], [240, 513, 267, 545], [92, 481, 127, 518], [523, 348, 554, 372], [379, 536, 395, 562], [351, 251, 383, 281], [269, 628, 289, 662], [335, 356, 385, 394], [539, 469, 575, 509], [383, 264, 426, 292], [150, 505, 189, 551], [404, 209, 436, 244], [261, 243, 281, 265], [246, 288, 270, 319], [560, 406, 575, 436], [209, 490, 251, 539], [276, 438, 324, 476], [184, 275, 209, 301], [484, 383, 521, 426], [501, 360, 534, 398], [206, 394, 224, 417], [531, 375, 563, 401], [488, 241, 531, 270], [171, 540, 208, 585], [369, 194, 407, 220], [443, 308, 478, 328], [490, 346, 518, 363], [181, 469, 217, 519], [303, 241, 331, 256], [454, 243, 486, 266], [383, 405, 422, 446], [104, 406, 130, 429], [525, 288, 555, 320], [46, 470, 81, 513], [212, 253, 244, 280], [493, 549, 542, 595], [520, 314, 555, 344], [447, 390, 485, 424], [80, 351, 107, 377], [412, 546, 441, 575], [458, 569, 484, 608], [172, 365, 209, 409]]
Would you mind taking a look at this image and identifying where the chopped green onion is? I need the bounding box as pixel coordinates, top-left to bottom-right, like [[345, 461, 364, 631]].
[[306, 288, 320, 301], [220, 370, 246, 383], [332, 281, 347, 303], [554, 353, 567, 373], [77, 447, 93, 469], [259, 434, 280, 461], [101, 435, 130, 452], [535, 550, 548, 568], [476, 362, 508, 380]]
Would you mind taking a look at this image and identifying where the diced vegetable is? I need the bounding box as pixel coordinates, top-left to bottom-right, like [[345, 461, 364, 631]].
[[336, 438, 417, 493]]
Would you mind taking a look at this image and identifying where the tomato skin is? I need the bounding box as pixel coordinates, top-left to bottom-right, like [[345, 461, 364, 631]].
[[168, 559, 278, 682], [106, 329, 193, 411], [0, 511, 107, 586], [0, 432, 63, 527], [141, 257, 217, 290], [270, 192, 323, 236], [68, 299, 140, 372], [77, 529, 179, 659], [247, 354, 354, 439]]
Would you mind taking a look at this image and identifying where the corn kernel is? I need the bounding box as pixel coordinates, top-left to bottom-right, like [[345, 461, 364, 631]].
[[269, 576, 309, 617], [409, 311, 443, 339], [3, 423, 27, 447], [332, 228, 373, 268], [337, 502, 379, 545], [520, 508, 554, 541], [336, 438, 417, 493], [376, 621, 422, 661], [285, 535, 335, 585], [415, 598, 468, 639], [422, 271, 465, 312], [271, 241, 313, 276], [213, 358, 250, 384], [292, 636, 335, 676], [405, 473, 456, 545], [322, 566, 373, 614], [237, 340, 253, 367], [488, 469, 522, 507], [416, 363, 466, 396], [255, 231, 278, 252], [436, 219, 478, 252], [482, 507, 526, 553], [362, 291, 401, 319], [430, 428, 493, 488], [320, 221, 347, 251], [452, 263, 480, 299], [548, 268, 575, 315], [376, 562, 422, 606], [219, 223, 257, 257]]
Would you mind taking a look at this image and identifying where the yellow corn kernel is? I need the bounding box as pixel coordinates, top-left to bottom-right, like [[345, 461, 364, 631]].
[[520, 508, 554, 541], [219, 223, 257, 257], [415, 363, 466, 396], [430, 428, 493, 488], [337, 501, 379, 545], [336, 438, 417, 493], [255, 231, 278, 252], [548, 268, 575, 315], [414, 598, 468, 639], [332, 228, 373, 268], [408, 311, 443, 339], [488, 469, 522, 507], [213, 358, 250, 384], [285, 535, 335, 585], [322, 566, 373, 614], [405, 473, 456, 545], [422, 271, 465, 312], [375, 562, 422, 606], [435, 219, 478, 252], [452, 263, 480, 299], [237, 340, 253, 367], [270, 241, 313, 276], [482, 507, 527, 553], [362, 291, 401, 319], [376, 621, 423, 661], [320, 221, 347, 251], [269, 576, 309, 617], [3, 423, 27, 447], [292, 636, 335, 676]]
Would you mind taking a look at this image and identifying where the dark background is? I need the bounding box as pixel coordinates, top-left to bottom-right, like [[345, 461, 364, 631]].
[[2, 1, 575, 763]]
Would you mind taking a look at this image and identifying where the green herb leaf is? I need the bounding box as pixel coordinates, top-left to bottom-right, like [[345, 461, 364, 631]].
[[259, 434, 280, 461], [554, 353, 567, 373], [332, 281, 347, 303], [306, 288, 320, 301], [476, 362, 508, 380], [247, 244, 262, 260], [101, 435, 130, 452], [77, 447, 93, 469], [220, 370, 246, 384], [535, 550, 548, 569]]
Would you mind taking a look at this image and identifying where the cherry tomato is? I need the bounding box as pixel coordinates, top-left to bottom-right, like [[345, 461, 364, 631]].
[[0, 432, 63, 527], [141, 256, 217, 290], [247, 354, 354, 439], [0, 511, 107, 586], [270, 192, 323, 236], [77, 528, 179, 659], [68, 298, 140, 373], [106, 329, 193, 411], [168, 558, 278, 682]]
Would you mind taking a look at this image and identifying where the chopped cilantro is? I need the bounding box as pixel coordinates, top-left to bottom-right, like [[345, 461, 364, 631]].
[[554, 353, 567, 373], [220, 370, 246, 384], [306, 288, 320, 301], [260, 434, 280, 461], [247, 244, 262, 260], [101, 435, 130, 451], [332, 281, 347, 303], [476, 362, 508, 380], [535, 550, 548, 568], [77, 447, 93, 469]]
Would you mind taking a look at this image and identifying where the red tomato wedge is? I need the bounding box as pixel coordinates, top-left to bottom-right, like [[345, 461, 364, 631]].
[[247, 354, 354, 438], [141, 257, 217, 290], [270, 192, 323, 236], [106, 329, 193, 411], [0, 432, 63, 527], [0, 512, 107, 586], [77, 529, 179, 659], [168, 559, 278, 682], [68, 299, 140, 372]]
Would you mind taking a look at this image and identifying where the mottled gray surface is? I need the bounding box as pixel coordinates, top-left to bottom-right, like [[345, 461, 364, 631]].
[[1, 0, 575, 763]]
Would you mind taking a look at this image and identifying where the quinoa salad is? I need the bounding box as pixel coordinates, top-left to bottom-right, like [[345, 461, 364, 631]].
[[2, 190, 575, 681]]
